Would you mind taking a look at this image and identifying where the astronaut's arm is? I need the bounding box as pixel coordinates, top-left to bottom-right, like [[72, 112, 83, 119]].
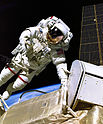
[[52, 49, 68, 85], [11, 29, 32, 55], [11, 28, 34, 56], [19, 29, 32, 51]]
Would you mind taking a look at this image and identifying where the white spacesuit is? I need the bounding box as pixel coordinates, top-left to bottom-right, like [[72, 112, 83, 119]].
[[0, 16, 73, 101]]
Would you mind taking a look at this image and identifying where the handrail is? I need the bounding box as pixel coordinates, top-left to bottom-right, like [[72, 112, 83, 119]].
[[18, 89, 47, 103], [0, 95, 9, 110]]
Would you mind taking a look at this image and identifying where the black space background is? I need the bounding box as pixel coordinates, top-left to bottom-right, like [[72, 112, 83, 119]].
[[0, 0, 102, 94]]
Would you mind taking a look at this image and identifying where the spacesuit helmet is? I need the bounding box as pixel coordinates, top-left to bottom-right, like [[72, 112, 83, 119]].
[[46, 16, 70, 44], [47, 27, 64, 44]]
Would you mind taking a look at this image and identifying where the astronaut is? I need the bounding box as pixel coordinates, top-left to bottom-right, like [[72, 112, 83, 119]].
[[0, 16, 73, 102]]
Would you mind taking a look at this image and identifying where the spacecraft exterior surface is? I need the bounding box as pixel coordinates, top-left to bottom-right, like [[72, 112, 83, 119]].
[[0, 60, 103, 123]]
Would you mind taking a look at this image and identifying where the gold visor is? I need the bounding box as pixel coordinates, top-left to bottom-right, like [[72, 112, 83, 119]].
[[47, 33, 64, 44]]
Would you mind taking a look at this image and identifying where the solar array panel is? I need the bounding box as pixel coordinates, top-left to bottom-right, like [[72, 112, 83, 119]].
[[79, 3, 103, 65]]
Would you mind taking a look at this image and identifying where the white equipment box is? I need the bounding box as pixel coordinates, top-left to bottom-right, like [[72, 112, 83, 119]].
[[68, 60, 103, 109]]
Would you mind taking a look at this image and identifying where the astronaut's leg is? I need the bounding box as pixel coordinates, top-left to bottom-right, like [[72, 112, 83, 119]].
[[0, 64, 19, 87], [2, 70, 35, 100]]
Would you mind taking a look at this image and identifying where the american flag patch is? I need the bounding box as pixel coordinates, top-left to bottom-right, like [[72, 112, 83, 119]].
[[57, 48, 64, 55]]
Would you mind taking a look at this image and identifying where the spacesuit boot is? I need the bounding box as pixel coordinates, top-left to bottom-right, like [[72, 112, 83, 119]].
[[2, 91, 11, 100]]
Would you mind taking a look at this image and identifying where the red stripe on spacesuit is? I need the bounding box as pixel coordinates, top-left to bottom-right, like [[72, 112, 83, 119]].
[[8, 66, 16, 75], [50, 16, 53, 19], [18, 75, 28, 84], [7, 67, 28, 84]]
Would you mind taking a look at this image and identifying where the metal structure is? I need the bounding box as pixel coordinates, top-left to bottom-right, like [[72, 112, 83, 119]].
[[1, 60, 103, 123], [79, 3, 103, 65], [68, 60, 103, 109]]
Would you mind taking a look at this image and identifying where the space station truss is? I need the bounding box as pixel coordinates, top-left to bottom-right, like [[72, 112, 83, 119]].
[[79, 3, 103, 65]]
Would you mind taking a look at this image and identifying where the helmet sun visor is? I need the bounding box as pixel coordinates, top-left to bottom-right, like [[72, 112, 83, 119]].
[[47, 27, 64, 44]]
